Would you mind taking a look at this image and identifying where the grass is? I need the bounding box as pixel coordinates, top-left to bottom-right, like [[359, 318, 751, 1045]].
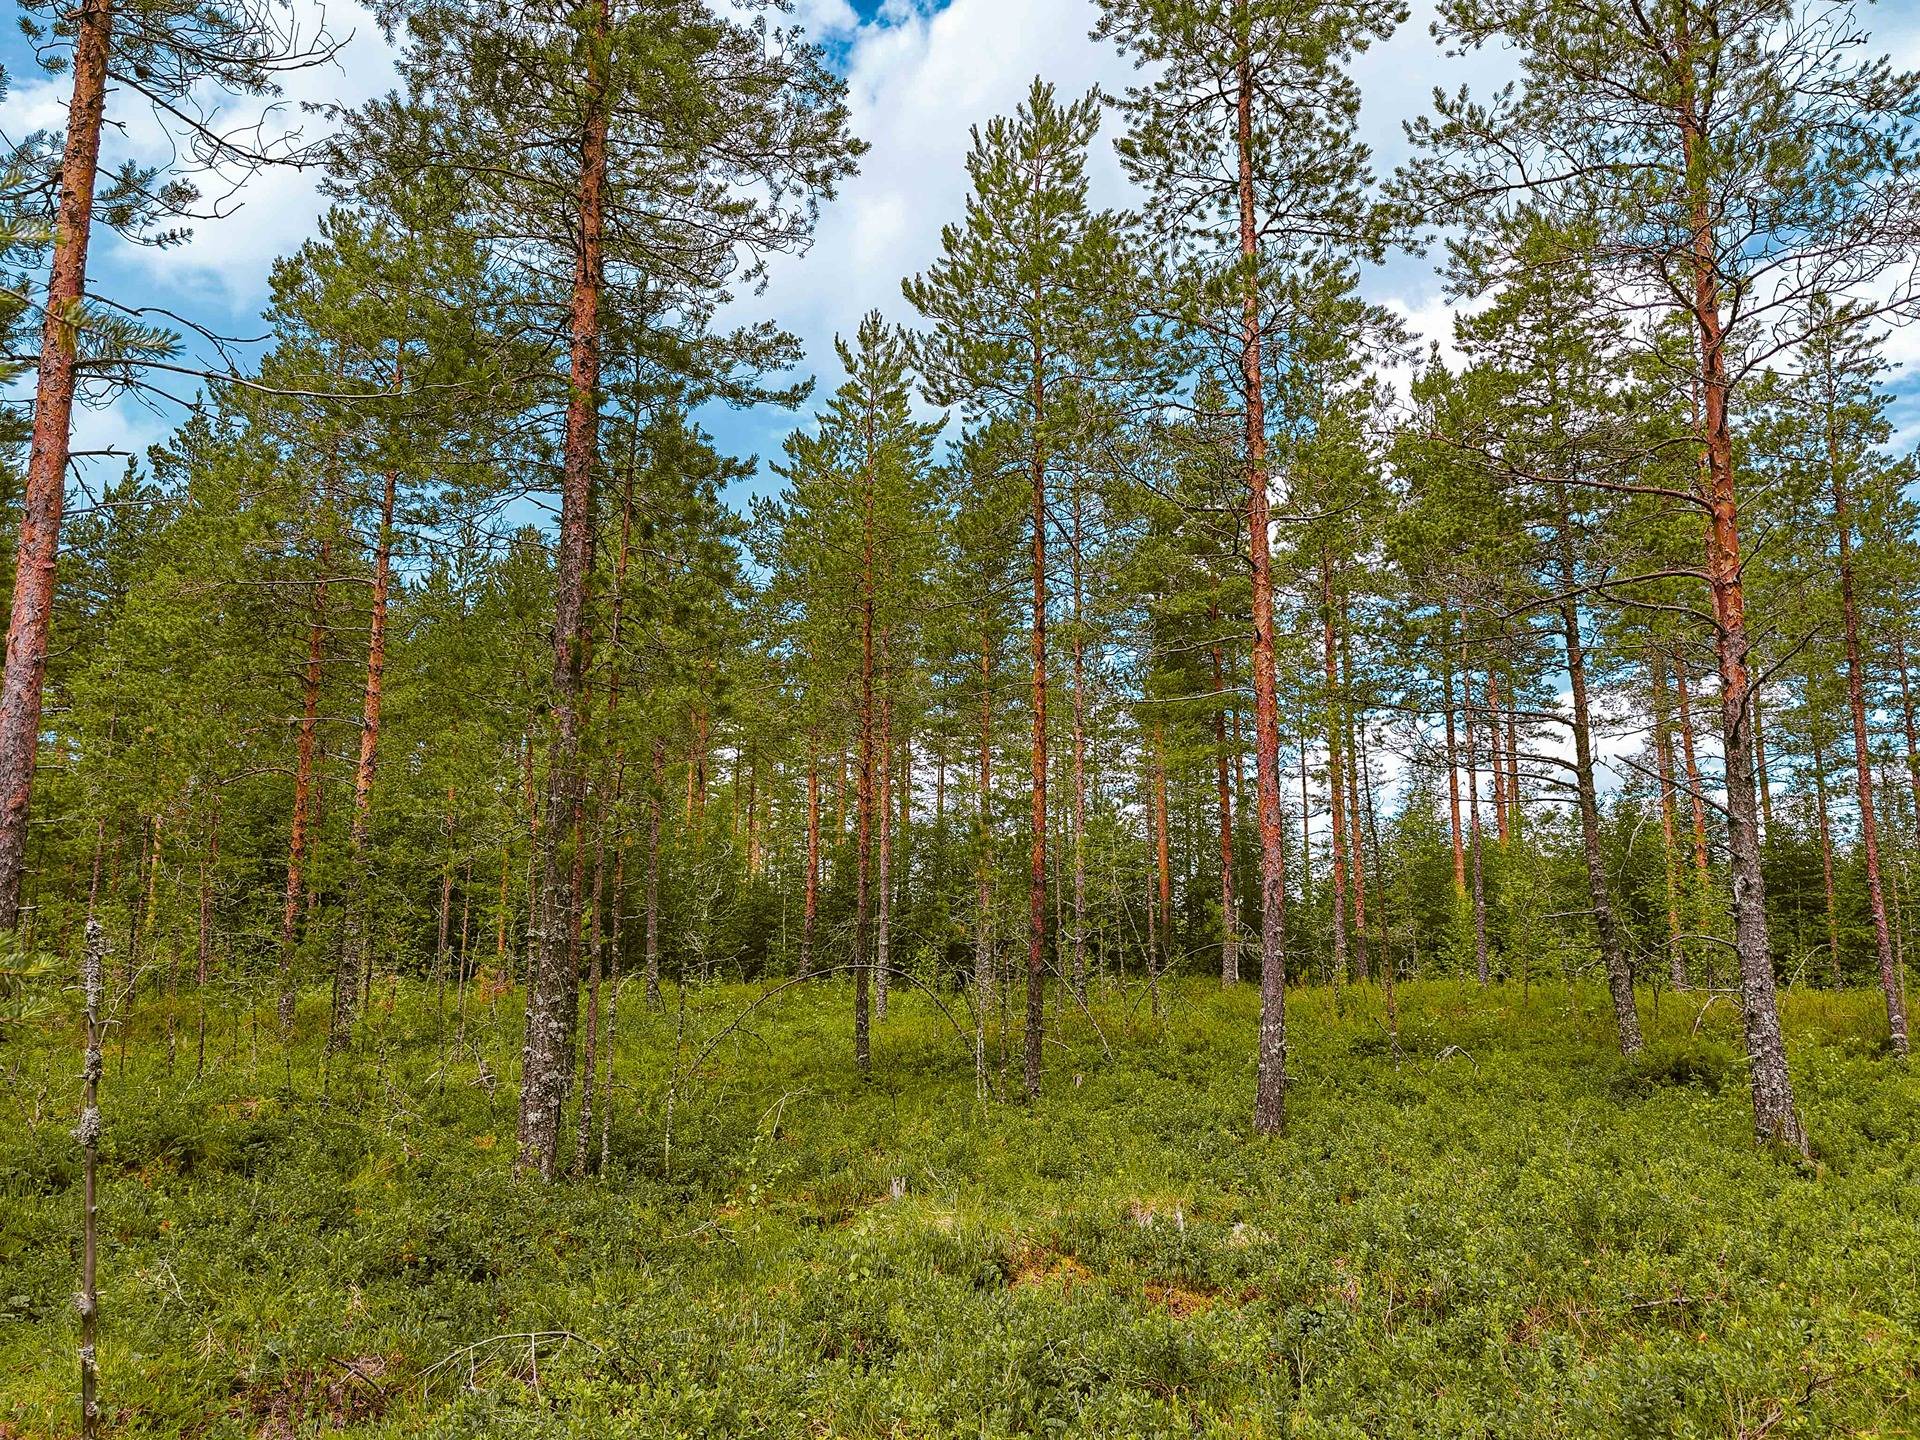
[[2, 975, 1917, 1437]]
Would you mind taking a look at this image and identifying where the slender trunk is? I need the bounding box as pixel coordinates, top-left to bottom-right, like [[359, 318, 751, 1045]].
[[1238, 21, 1291, 1133], [1154, 721, 1172, 989], [854, 457, 877, 1076], [517, 2, 610, 1177], [1071, 489, 1089, 1002], [278, 538, 328, 1034], [1813, 730, 1841, 985], [1650, 650, 1687, 990], [1674, 657, 1712, 881], [645, 737, 664, 1005], [1211, 608, 1237, 986], [801, 733, 819, 978], [1441, 618, 1466, 895], [975, 628, 994, 1086], [0, 0, 114, 928], [877, 690, 893, 1024], [78, 919, 106, 1438], [1297, 727, 1313, 971], [1497, 660, 1512, 840], [1340, 601, 1369, 983], [1461, 610, 1489, 983], [1897, 635, 1920, 845], [1753, 689, 1774, 837], [574, 459, 635, 1175], [1828, 398, 1907, 1054], [1489, 669, 1509, 844], [195, 804, 219, 1078], [1321, 551, 1351, 982], [1023, 336, 1048, 1101], [1555, 485, 1641, 1050], [330, 453, 400, 1054], [1681, 82, 1805, 1149]]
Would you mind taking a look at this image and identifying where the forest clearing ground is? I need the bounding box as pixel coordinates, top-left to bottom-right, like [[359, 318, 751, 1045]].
[[2, 977, 1917, 1437]]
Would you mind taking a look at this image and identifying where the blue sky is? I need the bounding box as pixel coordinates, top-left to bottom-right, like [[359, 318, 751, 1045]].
[[4, 0, 1919, 508]]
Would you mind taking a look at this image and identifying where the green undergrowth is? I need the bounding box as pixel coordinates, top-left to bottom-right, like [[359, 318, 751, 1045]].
[[2, 978, 1917, 1437]]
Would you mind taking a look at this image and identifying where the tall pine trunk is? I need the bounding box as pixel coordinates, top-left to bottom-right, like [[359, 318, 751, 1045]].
[[517, 2, 609, 1177], [0, 0, 114, 928], [1023, 344, 1048, 1100], [1239, 20, 1292, 1134], [1682, 86, 1805, 1149]]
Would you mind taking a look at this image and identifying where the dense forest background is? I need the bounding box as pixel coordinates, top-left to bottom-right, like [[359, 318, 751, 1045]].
[[4, 0, 1920, 1433], [1, 0, 1919, 1156]]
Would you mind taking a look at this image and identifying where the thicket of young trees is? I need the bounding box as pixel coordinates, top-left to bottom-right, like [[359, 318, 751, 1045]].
[[5, 0, 1920, 1174]]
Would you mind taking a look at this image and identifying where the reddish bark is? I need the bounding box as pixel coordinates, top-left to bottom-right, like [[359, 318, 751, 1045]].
[[278, 537, 329, 1034], [0, 0, 114, 929], [328, 454, 399, 1053], [1681, 73, 1805, 1147]]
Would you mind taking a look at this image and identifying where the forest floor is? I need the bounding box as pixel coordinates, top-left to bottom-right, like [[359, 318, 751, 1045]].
[[2, 975, 1917, 1438]]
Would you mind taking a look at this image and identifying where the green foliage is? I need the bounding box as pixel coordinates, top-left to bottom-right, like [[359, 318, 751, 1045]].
[[3, 977, 1917, 1436]]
